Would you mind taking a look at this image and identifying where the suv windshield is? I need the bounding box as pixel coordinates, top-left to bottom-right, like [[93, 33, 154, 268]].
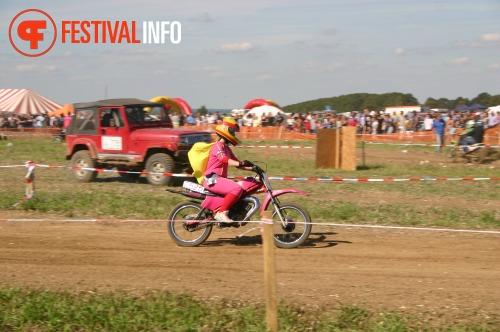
[[125, 105, 171, 125]]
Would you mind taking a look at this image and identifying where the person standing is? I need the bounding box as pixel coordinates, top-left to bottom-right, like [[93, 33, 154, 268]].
[[432, 114, 446, 153], [63, 114, 73, 129], [445, 112, 456, 143], [34, 114, 45, 128], [423, 113, 434, 131], [486, 110, 499, 129], [371, 116, 379, 135], [410, 111, 419, 132], [171, 112, 180, 127]]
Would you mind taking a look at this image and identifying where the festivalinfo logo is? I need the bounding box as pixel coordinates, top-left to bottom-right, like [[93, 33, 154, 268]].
[[9, 8, 182, 57]]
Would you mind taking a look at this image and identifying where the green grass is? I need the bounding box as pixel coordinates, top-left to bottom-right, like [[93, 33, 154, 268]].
[[1, 137, 499, 331], [0, 138, 499, 229], [1, 288, 496, 332]]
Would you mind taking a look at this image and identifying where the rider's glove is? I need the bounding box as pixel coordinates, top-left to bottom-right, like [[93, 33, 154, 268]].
[[239, 160, 254, 167]]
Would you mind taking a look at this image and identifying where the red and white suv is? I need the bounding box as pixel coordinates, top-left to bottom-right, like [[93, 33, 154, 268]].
[[65, 98, 211, 185]]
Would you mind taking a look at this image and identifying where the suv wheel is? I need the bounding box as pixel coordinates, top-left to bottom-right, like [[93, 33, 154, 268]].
[[145, 153, 174, 186], [71, 150, 97, 182]]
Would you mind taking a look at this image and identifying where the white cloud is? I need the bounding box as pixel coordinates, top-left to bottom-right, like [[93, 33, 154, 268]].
[[323, 27, 337, 36], [216, 42, 256, 52], [16, 64, 36, 72], [180, 65, 228, 78], [257, 74, 272, 81], [413, 47, 438, 56], [453, 33, 500, 49], [479, 33, 500, 42], [151, 68, 168, 76], [316, 42, 341, 51], [356, 61, 376, 69], [298, 61, 346, 73], [394, 47, 405, 55], [451, 39, 468, 48], [43, 65, 58, 72], [447, 57, 469, 66], [70, 75, 91, 81], [190, 12, 214, 23], [183, 65, 222, 73], [489, 63, 500, 70]]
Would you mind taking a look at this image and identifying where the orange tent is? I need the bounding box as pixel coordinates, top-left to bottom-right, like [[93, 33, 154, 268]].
[[47, 104, 74, 116]]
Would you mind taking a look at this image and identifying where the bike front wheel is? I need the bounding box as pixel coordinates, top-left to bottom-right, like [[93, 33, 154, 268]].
[[167, 202, 212, 247], [271, 203, 312, 249], [445, 147, 456, 159], [445, 146, 460, 163]]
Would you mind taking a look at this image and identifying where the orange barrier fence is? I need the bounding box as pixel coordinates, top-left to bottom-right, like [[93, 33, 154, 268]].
[[0, 127, 62, 138], [187, 125, 317, 141], [185, 125, 500, 145], [357, 126, 500, 145], [1, 125, 499, 145]]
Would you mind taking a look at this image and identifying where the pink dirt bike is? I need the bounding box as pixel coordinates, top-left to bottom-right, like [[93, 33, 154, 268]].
[[165, 162, 312, 248]]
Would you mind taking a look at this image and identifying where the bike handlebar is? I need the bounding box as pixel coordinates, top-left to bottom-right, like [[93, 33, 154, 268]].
[[252, 165, 263, 174]]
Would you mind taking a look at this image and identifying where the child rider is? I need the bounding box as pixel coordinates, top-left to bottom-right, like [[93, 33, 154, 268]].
[[203, 117, 256, 222]]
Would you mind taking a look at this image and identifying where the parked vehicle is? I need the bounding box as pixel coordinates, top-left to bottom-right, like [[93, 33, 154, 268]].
[[166, 162, 312, 248], [65, 98, 212, 185]]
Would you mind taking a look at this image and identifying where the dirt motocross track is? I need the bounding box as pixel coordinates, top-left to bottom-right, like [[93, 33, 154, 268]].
[[0, 147, 499, 327]]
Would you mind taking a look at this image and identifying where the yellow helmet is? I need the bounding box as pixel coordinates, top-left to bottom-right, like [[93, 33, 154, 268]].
[[215, 117, 240, 145]]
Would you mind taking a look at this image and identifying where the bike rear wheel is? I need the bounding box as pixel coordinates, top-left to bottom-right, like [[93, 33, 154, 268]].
[[475, 148, 487, 164], [271, 203, 312, 249], [167, 202, 212, 247]]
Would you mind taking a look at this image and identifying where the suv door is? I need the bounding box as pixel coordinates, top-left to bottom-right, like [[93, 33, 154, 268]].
[[98, 107, 129, 153]]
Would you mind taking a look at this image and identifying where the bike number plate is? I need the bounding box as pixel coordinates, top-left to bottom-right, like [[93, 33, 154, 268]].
[[183, 181, 206, 194]]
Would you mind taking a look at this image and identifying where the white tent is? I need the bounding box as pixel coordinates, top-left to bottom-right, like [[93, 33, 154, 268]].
[[240, 105, 288, 124], [487, 105, 500, 114], [0, 89, 62, 115]]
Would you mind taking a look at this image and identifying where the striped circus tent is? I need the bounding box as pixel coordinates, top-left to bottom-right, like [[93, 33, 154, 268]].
[[0, 89, 62, 115]]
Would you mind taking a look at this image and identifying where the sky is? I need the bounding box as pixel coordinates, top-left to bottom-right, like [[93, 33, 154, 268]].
[[1, 0, 499, 110]]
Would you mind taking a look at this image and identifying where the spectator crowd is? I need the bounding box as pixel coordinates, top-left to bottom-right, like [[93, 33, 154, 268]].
[[0, 113, 65, 129], [2, 108, 499, 139], [271, 109, 499, 138], [185, 108, 500, 139]]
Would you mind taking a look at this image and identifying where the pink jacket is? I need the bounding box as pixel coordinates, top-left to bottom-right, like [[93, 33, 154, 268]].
[[204, 141, 239, 178]]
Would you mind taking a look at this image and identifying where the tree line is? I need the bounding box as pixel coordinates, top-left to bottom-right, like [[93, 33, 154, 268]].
[[282, 92, 500, 114]]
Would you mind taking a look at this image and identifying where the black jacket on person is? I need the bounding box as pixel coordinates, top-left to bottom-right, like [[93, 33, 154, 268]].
[[466, 125, 485, 143]]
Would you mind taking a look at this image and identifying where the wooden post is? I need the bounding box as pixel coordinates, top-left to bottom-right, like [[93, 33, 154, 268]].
[[261, 210, 278, 332], [316, 128, 340, 169], [361, 140, 366, 167], [335, 128, 341, 169], [13, 161, 36, 208], [340, 126, 357, 170], [316, 127, 357, 170], [25, 161, 35, 199]]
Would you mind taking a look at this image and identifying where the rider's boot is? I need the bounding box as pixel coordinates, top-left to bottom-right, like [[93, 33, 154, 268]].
[[214, 210, 233, 223]]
